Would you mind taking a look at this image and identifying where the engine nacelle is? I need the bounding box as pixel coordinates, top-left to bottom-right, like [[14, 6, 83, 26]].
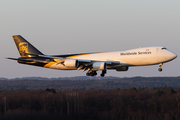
[[92, 62, 106, 70], [116, 67, 129, 71], [63, 59, 79, 68]]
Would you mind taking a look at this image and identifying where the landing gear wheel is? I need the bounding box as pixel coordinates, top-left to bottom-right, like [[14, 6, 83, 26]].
[[92, 71, 97, 76], [87, 71, 97, 76], [101, 74, 105, 77], [90, 73, 94, 76], [100, 70, 106, 77], [86, 72, 90, 76], [94, 72, 97, 75], [158, 68, 162, 72], [102, 70, 106, 74]]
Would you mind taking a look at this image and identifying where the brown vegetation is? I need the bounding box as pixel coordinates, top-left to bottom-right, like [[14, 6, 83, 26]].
[[0, 87, 179, 120]]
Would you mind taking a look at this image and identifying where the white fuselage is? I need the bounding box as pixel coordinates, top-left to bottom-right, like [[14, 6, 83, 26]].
[[47, 47, 177, 70]]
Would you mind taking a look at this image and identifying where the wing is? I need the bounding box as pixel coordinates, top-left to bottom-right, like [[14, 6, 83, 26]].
[[32, 54, 120, 71], [7, 53, 120, 71]]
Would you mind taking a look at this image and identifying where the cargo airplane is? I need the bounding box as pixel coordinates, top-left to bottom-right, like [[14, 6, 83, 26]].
[[7, 35, 177, 77]]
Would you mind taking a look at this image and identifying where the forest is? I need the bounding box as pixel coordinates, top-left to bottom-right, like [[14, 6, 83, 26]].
[[0, 77, 180, 120], [0, 87, 179, 120]]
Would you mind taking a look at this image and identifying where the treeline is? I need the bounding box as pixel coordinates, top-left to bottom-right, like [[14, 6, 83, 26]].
[[0, 77, 180, 90], [0, 87, 180, 120]]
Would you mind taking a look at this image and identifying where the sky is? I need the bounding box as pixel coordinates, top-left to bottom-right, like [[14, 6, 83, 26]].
[[1, 0, 180, 78]]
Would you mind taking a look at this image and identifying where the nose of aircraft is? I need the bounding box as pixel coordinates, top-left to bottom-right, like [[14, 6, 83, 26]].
[[168, 51, 177, 61]]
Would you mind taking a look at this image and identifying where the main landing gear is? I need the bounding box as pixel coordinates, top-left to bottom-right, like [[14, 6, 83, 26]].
[[158, 63, 163, 72], [86, 70, 107, 77], [100, 70, 106, 77], [86, 71, 97, 76]]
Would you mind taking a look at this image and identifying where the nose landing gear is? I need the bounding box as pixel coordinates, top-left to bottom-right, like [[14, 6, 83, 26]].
[[158, 63, 163, 72]]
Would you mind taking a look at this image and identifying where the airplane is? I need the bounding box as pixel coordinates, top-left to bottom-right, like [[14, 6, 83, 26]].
[[6, 35, 177, 77]]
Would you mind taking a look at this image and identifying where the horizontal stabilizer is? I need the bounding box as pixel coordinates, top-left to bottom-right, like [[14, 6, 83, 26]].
[[5, 57, 19, 60], [6, 57, 36, 62]]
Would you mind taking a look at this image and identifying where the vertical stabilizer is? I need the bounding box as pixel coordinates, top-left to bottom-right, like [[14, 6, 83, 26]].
[[13, 35, 43, 57]]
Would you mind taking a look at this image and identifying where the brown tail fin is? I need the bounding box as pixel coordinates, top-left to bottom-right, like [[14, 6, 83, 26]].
[[13, 35, 43, 57]]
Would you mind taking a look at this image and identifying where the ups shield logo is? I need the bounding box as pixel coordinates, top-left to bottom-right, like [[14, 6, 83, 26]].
[[19, 42, 28, 53]]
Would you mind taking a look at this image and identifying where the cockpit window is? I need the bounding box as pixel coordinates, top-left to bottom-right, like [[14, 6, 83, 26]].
[[161, 47, 167, 50]]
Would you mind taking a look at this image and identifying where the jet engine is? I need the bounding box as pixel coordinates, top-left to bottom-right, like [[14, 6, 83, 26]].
[[92, 62, 106, 70], [116, 67, 129, 71], [63, 59, 79, 68]]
